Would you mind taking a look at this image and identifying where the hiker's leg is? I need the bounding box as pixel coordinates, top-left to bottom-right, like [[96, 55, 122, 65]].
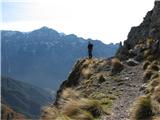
[[91, 52, 92, 58], [89, 50, 92, 58], [88, 50, 90, 58]]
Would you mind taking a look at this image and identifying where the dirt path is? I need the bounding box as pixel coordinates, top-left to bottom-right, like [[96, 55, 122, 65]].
[[104, 64, 144, 120]]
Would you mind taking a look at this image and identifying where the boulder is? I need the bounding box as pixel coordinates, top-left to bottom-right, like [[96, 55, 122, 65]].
[[126, 59, 139, 66]]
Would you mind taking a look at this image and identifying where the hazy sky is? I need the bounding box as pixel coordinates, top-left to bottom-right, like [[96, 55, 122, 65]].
[[1, 0, 155, 44]]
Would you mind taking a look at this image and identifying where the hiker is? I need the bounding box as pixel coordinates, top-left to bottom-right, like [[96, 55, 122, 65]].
[[88, 41, 93, 59]]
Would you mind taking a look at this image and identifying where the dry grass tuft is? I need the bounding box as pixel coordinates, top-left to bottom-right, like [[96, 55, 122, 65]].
[[41, 106, 61, 120], [131, 96, 152, 120], [146, 77, 160, 93], [147, 38, 155, 47], [41, 88, 105, 120], [143, 70, 154, 82], [147, 64, 159, 71], [152, 60, 159, 65], [82, 68, 93, 79], [111, 58, 123, 74], [62, 99, 81, 116], [151, 85, 160, 116], [152, 85, 160, 103], [61, 88, 80, 100], [146, 55, 155, 62], [144, 50, 152, 58], [143, 60, 151, 70]]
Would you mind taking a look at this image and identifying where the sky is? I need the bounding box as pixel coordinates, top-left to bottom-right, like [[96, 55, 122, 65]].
[[1, 0, 155, 44]]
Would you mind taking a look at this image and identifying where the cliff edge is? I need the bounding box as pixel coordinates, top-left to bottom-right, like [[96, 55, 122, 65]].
[[41, 1, 160, 120]]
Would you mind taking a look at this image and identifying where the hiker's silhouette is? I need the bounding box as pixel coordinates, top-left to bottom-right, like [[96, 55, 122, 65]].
[[88, 41, 93, 59]]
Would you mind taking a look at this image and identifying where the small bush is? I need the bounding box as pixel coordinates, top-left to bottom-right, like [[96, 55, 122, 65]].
[[131, 96, 152, 120], [111, 58, 123, 74], [143, 61, 151, 70]]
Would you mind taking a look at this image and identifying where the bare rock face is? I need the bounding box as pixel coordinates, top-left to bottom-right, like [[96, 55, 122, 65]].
[[117, 1, 160, 60]]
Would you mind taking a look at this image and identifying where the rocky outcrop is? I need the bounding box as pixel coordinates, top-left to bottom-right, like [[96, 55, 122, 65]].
[[117, 1, 160, 60], [41, 1, 160, 120]]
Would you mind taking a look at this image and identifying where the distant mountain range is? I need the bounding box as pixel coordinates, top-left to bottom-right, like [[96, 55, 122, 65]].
[[1, 77, 54, 119], [2, 27, 119, 90]]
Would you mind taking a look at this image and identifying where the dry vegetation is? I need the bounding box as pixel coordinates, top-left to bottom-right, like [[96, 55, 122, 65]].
[[111, 58, 123, 74], [41, 88, 106, 120], [143, 60, 151, 70], [1, 104, 26, 120], [131, 58, 160, 120], [131, 96, 152, 120]]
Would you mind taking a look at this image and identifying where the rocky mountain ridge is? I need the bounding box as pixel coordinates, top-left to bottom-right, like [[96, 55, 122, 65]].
[[41, 1, 160, 120], [2, 27, 119, 90], [117, 1, 160, 60]]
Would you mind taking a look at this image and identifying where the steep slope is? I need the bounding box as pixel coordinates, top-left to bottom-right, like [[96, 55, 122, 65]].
[[1, 104, 26, 120], [1, 77, 54, 119], [2, 27, 119, 90], [117, 1, 160, 60], [41, 58, 145, 120], [41, 1, 160, 120], [41, 53, 160, 120]]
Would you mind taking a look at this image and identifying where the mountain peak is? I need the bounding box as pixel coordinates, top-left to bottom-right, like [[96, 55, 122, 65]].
[[40, 26, 51, 30]]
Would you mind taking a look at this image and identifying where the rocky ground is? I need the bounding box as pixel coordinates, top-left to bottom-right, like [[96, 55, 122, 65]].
[[104, 63, 144, 120], [52, 58, 147, 120], [41, 1, 160, 119], [42, 56, 160, 120]]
